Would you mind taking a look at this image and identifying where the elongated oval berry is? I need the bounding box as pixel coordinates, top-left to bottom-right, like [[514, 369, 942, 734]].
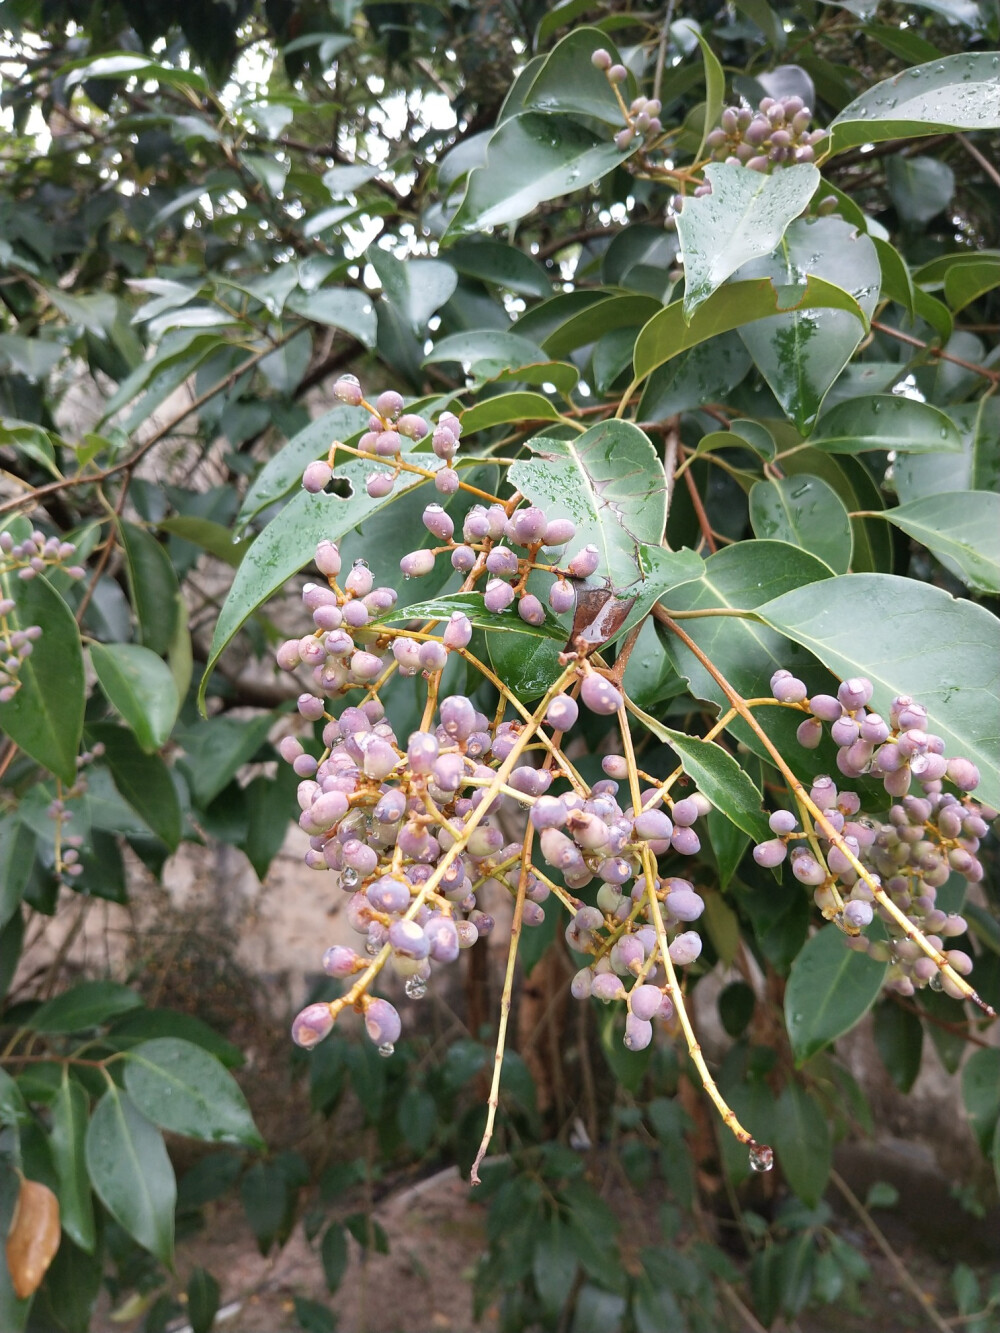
[[571, 968, 593, 998], [665, 887, 704, 921], [389, 919, 429, 960], [303, 460, 332, 493], [451, 545, 476, 572], [364, 997, 401, 1047], [419, 641, 448, 672], [624, 1013, 653, 1050], [440, 695, 475, 741], [315, 540, 342, 577], [435, 468, 459, 494], [668, 931, 702, 966], [400, 549, 436, 578], [592, 973, 626, 1002], [291, 1002, 333, 1048], [670, 798, 699, 827], [484, 578, 515, 613], [443, 612, 472, 648], [580, 674, 622, 716], [753, 838, 788, 868], [366, 472, 394, 498], [796, 717, 823, 749], [769, 809, 797, 834], [546, 694, 578, 732], [633, 809, 673, 841], [509, 506, 547, 546], [844, 901, 873, 929], [809, 693, 843, 722], [629, 984, 662, 1022], [422, 504, 454, 541], [486, 546, 519, 577], [397, 413, 428, 439], [567, 544, 600, 578], [518, 594, 545, 627], [531, 795, 569, 830], [323, 945, 360, 978], [425, 914, 460, 963], [548, 579, 575, 614]]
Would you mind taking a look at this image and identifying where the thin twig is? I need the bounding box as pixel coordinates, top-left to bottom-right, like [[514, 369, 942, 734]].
[[955, 134, 1000, 191]]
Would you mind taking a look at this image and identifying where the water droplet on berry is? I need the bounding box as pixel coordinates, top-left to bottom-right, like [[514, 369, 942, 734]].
[[341, 867, 359, 888], [833, 911, 847, 932], [404, 976, 427, 1000], [749, 1143, 774, 1173], [377, 1042, 395, 1058], [365, 938, 380, 956], [929, 971, 944, 991]]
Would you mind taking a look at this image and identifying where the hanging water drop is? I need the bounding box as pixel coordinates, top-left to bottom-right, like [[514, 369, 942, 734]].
[[405, 976, 427, 1000], [929, 971, 944, 991], [341, 867, 360, 888], [749, 1143, 774, 1173], [377, 1042, 395, 1058]]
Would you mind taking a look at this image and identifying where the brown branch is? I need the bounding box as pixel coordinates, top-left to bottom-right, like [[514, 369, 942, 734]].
[[872, 320, 1000, 382]]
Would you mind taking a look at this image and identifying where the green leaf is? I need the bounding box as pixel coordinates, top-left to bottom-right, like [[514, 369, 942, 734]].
[[521, 27, 633, 126], [236, 405, 369, 530], [749, 476, 851, 574], [379, 591, 565, 640], [532, 1218, 579, 1317], [110, 1007, 244, 1069], [447, 113, 638, 236], [630, 718, 770, 843], [445, 238, 552, 298], [943, 257, 1000, 313], [637, 334, 752, 422], [696, 419, 776, 463], [424, 330, 548, 379], [780, 447, 892, 575], [757, 574, 1000, 809], [961, 1049, 1000, 1156], [735, 217, 880, 430], [369, 250, 457, 336], [157, 516, 253, 567], [176, 712, 275, 807], [692, 28, 725, 162], [120, 521, 180, 657], [203, 459, 441, 709], [894, 399, 1000, 504], [87, 723, 182, 849], [293, 1296, 337, 1333], [285, 288, 377, 345], [30, 980, 142, 1033], [187, 1268, 221, 1333], [784, 925, 887, 1064], [460, 391, 563, 432], [876, 492, 1000, 595], [708, 809, 750, 891], [509, 420, 667, 590], [873, 1001, 923, 1094], [809, 395, 963, 455], [321, 1222, 349, 1293], [632, 274, 866, 384], [827, 54, 1000, 157], [0, 818, 35, 928], [50, 1073, 96, 1253], [90, 642, 179, 752], [886, 154, 955, 226], [0, 1068, 28, 1128], [0, 572, 85, 785], [488, 633, 565, 701], [123, 1037, 263, 1148], [63, 51, 208, 93], [676, 164, 820, 317], [773, 1083, 831, 1206], [85, 1086, 175, 1265]]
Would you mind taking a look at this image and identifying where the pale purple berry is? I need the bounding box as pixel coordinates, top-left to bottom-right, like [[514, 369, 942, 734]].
[[946, 757, 980, 792], [389, 920, 429, 960], [400, 549, 436, 578], [602, 755, 628, 780], [665, 887, 704, 921], [423, 504, 454, 541], [303, 460, 333, 493], [443, 612, 472, 649], [440, 695, 476, 741], [364, 997, 401, 1047], [809, 694, 843, 722], [419, 641, 448, 672], [592, 973, 626, 1002], [629, 984, 662, 1022], [451, 545, 476, 572], [486, 546, 519, 577], [549, 580, 575, 615], [435, 468, 459, 494], [276, 639, 302, 671], [796, 717, 822, 749], [671, 798, 699, 827], [518, 594, 545, 627], [791, 852, 826, 886], [844, 901, 873, 929], [571, 969, 593, 999], [669, 932, 702, 966], [432, 428, 457, 459], [754, 838, 787, 867], [771, 669, 808, 703], [546, 694, 579, 732], [291, 1002, 334, 1049], [567, 544, 600, 578], [591, 48, 612, 70], [624, 1014, 652, 1050], [607, 63, 627, 83], [508, 507, 547, 546], [484, 579, 515, 613], [671, 827, 700, 856], [323, 946, 361, 978], [375, 390, 404, 420], [375, 430, 400, 456], [633, 809, 673, 841], [425, 915, 460, 963], [334, 375, 363, 405], [315, 541, 342, 576], [397, 413, 428, 439], [531, 796, 569, 830], [580, 674, 622, 716], [542, 519, 576, 548], [367, 876, 411, 913], [838, 677, 873, 711]]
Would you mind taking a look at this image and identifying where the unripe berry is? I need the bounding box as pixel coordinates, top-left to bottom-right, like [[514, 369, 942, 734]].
[[484, 578, 515, 613], [669, 932, 702, 966], [375, 390, 404, 420], [549, 579, 575, 614], [546, 694, 579, 732], [366, 472, 394, 498], [400, 549, 436, 578], [580, 674, 622, 715], [624, 1014, 653, 1051], [443, 612, 472, 648], [567, 544, 600, 578], [334, 374, 363, 405], [435, 468, 459, 494], [315, 540, 342, 577], [303, 461, 332, 493], [518, 594, 545, 627], [542, 518, 576, 547], [591, 48, 612, 70], [291, 1002, 333, 1048], [451, 545, 476, 572], [364, 997, 401, 1047], [422, 504, 454, 541]]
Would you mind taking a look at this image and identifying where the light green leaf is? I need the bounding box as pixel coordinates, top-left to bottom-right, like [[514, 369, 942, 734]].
[[424, 330, 548, 378], [378, 591, 565, 640], [120, 521, 180, 657], [632, 274, 865, 383], [809, 394, 963, 454], [0, 819, 35, 928], [510, 420, 667, 589], [521, 27, 633, 125], [692, 29, 725, 161], [944, 257, 1000, 312], [445, 238, 552, 298], [676, 163, 820, 318], [124, 1037, 264, 1149], [757, 574, 1000, 808], [735, 217, 881, 430], [50, 1073, 96, 1253], [202, 459, 441, 709], [894, 398, 1000, 504], [90, 642, 179, 752], [637, 333, 752, 422], [447, 113, 638, 236], [877, 492, 1000, 594], [460, 391, 563, 433], [368, 250, 457, 336], [886, 154, 955, 226], [749, 476, 852, 573], [0, 572, 84, 785], [827, 54, 1000, 157], [784, 925, 887, 1064], [30, 980, 142, 1033], [85, 1087, 175, 1265], [87, 723, 182, 850], [63, 52, 207, 93], [285, 288, 377, 345], [176, 713, 275, 808], [696, 419, 776, 462]]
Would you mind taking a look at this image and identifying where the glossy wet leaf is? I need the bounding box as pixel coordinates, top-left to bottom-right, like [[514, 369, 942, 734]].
[[962, 1049, 1000, 1156], [695, 418, 776, 463], [784, 925, 887, 1064], [757, 573, 1000, 808], [445, 238, 552, 297], [0, 572, 84, 786], [123, 1037, 264, 1148], [447, 113, 637, 236], [285, 287, 377, 345], [50, 1074, 95, 1253], [886, 154, 955, 226], [203, 459, 441, 708], [89, 642, 179, 752], [632, 275, 865, 384], [894, 398, 1000, 503], [809, 394, 963, 454], [187, 1268, 220, 1333], [827, 54, 1000, 157], [459, 391, 563, 432], [368, 250, 457, 336], [873, 1001, 923, 1094], [119, 521, 180, 657], [676, 163, 820, 317], [878, 492, 1000, 594], [637, 333, 752, 422], [522, 27, 633, 124], [749, 476, 852, 573], [85, 1087, 175, 1265], [424, 330, 547, 380], [735, 217, 881, 430], [509, 420, 667, 590]]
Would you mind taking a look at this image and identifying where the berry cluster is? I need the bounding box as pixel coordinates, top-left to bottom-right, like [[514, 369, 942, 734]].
[[590, 49, 663, 151], [703, 95, 827, 180], [755, 671, 995, 1001], [0, 530, 85, 703]]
